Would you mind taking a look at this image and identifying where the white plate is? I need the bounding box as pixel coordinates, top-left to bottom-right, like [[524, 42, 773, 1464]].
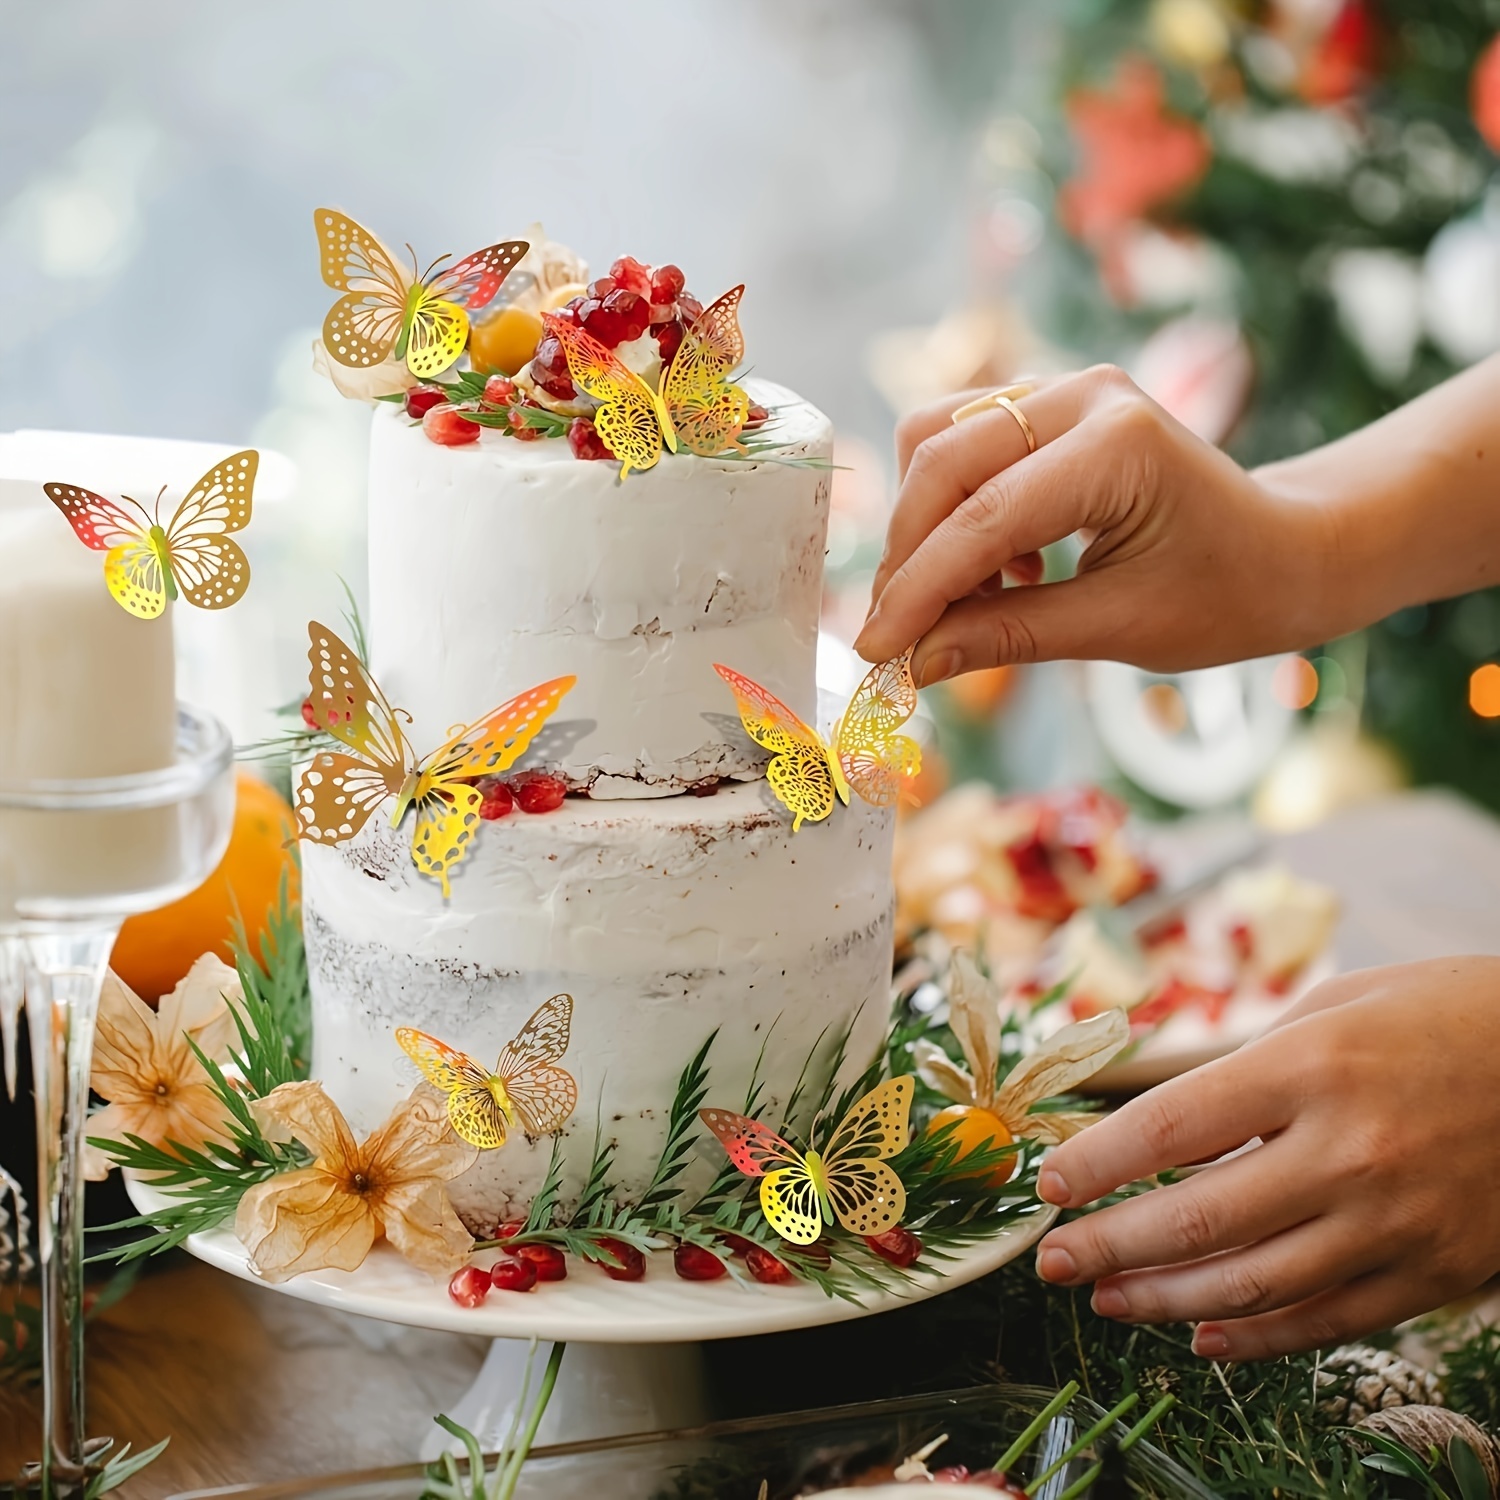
[[127, 1181, 1057, 1344]]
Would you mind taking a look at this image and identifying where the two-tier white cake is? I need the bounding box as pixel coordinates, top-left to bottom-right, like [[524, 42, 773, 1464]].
[[303, 380, 896, 1232]]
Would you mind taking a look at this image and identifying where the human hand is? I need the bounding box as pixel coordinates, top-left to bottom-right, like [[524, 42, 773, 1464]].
[[855, 367, 1339, 683], [1032, 957, 1500, 1360]]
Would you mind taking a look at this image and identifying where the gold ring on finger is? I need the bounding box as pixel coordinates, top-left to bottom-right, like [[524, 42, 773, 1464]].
[[950, 386, 1038, 453]]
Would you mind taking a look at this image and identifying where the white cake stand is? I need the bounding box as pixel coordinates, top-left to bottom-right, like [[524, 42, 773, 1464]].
[[128, 1180, 1056, 1454]]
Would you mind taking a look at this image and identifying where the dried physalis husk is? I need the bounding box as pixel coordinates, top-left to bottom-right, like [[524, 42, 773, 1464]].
[[1359, 1406, 1500, 1497]]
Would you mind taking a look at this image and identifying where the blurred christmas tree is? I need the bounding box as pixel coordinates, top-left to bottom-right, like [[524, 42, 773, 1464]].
[[1036, 0, 1500, 809]]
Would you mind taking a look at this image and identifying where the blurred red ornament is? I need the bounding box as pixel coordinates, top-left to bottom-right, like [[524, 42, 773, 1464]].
[[1473, 35, 1500, 154], [1299, 0, 1380, 104], [1058, 58, 1211, 249]]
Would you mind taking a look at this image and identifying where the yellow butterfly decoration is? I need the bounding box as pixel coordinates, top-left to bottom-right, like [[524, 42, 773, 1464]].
[[294, 621, 575, 896], [699, 1076, 914, 1245], [315, 208, 529, 380], [44, 451, 257, 620], [713, 650, 922, 832], [543, 285, 751, 478], [397, 995, 578, 1150]]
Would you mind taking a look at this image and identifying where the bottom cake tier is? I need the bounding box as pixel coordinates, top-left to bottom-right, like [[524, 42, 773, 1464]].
[[302, 779, 895, 1232]]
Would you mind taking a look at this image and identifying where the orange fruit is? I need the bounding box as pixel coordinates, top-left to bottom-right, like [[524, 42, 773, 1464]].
[[468, 305, 545, 376], [111, 769, 299, 1002], [926, 1104, 1017, 1188]]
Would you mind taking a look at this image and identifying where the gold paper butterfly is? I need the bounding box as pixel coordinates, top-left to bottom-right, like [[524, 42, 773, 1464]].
[[397, 995, 578, 1150], [45, 451, 257, 620], [699, 1076, 914, 1245], [294, 621, 574, 896], [543, 285, 751, 478], [315, 208, 529, 379], [713, 650, 921, 832]]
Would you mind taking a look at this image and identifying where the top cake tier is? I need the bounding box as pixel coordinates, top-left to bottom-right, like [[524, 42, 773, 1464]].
[[366, 380, 833, 798]]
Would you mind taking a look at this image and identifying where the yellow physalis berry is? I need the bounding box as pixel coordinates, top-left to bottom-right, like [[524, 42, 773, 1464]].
[[469, 305, 546, 376], [926, 1104, 1017, 1188]]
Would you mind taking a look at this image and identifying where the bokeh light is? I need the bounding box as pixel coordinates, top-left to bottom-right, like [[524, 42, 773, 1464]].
[[1468, 663, 1500, 718], [1271, 655, 1319, 710]]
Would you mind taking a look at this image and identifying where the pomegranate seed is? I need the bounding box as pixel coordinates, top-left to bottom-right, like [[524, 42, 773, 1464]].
[[792, 1239, 834, 1270], [405, 384, 448, 418], [581, 304, 628, 347], [515, 1243, 567, 1281], [496, 1220, 525, 1239], [567, 418, 615, 462], [864, 1226, 922, 1268], [674, 1242, 728, 1281], [718, 1233, 757, 1257], [593, 1238, 645, 1281], [478, 783, 514, 820], [483, 375, 517, 407], [513, 772, 568, 814], [586, 276, 616, 299], [654, 321, 684, 367], [448, 1266, 491, 1307], [609, 256, 653, 295], [423, 404, 481, 446], [602, 288, 649, 341], [745, 1245, 793, 1284], [678, 291, 703, 322], [933, 1467, 971, 1484], [489, 1253, 538, 1293], [300, 699, 318, 729], [745, 403, 769, 428], [533, 334, 569, 374], [650, 264, 685, 303]]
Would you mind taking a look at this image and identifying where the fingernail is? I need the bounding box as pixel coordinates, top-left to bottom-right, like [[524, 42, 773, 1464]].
[[1092, 1284, 1129, 1318], [1193, 1325, 1230, 1358], [1038, 1167, 1071, 1205], [853, 611, 880, 658], [1036, 1246, 1077, 1284], [915, 648, 962, 688]]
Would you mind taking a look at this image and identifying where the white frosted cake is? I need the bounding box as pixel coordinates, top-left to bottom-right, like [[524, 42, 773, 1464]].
[[303, 241, 898, 1230]]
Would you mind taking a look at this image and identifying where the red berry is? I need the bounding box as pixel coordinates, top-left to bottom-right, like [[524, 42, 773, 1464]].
[[300, 699, 318, 729], [864, 1226, 922, 1268], [515, 1243, 567, 1281], [674, 1242, 728, 1281], [586, 276, 617, 299], [489, 1253, 538, 1293], [650, 264, 685, 304], [609, 256, 653, 296], [745, 403, 769, 428], [483, 375, 517, 407], [513, 772, 568, 814], [745, 1245, 794, 1284], [448, 1265, 491, 1307], [478, 782, 514, 820], [654, 320, 685, 367], [405, 384, 448, 419], [423, 404, 481, 446], [593, 1238, 645, 1281], [567, 417, 615, 462]]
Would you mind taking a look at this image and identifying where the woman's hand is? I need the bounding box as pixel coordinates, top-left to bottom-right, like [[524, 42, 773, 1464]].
[[1032, 957, 1500, 1360], [856, 367, 1341, 682]]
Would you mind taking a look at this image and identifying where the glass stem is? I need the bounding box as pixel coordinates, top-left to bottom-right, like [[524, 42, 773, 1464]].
[[25, 924, 117, 1500]]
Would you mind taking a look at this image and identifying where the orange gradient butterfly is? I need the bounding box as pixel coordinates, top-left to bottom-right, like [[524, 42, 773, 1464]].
[[294, 621, 574, 896], [45, 451, 257, 620], [713, 650, 921, 831], [699, 1076, 914, 1245], [315, 208, 529, 379], [543, 285, 751, 478], [397, 995, 577, 1150]]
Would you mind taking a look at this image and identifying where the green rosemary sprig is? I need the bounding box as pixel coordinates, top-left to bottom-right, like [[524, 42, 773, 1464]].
[[637, 1031, 716, 1211], [229, 868, 311, 1083]]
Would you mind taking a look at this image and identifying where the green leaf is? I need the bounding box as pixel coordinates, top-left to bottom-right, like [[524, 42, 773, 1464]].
[[1448, 1436, 1492, 1500]]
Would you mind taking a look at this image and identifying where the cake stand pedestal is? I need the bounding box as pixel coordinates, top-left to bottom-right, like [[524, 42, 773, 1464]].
[[127, 1181, 1057, 1453]]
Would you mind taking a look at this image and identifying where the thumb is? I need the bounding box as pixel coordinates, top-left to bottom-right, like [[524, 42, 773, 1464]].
[[910, 576, 1138, 685]]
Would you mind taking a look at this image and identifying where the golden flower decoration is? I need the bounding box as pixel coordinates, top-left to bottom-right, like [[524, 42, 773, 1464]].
[[914, 950, 1132, 1144], [235, 1082, 476, 1283], [84, 954, 243, 1180]]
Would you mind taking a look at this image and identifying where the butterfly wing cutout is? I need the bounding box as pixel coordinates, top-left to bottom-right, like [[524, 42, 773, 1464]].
[[43, 485, 165, 618], [315, 208, 411, 369], [402, 285, 471, 380], [395, 1028, 509, 1150], [295, 622, 412, 846], [760, 1166, 826, 1245], [544, 315, 673, 478], [820, 1076, 914, 1238], [161, 449, 257, 610], [409, 780, 484, 898], [662, 285, 751, 457], [698, 1109, 804, 1177], [698, 1108, 825, 1245], [713, 665, 837, 830], [835, 648, 922, 807], [427, 240, 531, 314]]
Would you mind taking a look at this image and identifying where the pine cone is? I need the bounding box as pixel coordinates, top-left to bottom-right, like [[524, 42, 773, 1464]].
[[1315, 1343, 1443, 1423], [1359, 1406, 1500, 1497]]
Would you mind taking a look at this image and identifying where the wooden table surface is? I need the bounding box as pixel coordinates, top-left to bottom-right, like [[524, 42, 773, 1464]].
[[6, 789, 1500, 1495]]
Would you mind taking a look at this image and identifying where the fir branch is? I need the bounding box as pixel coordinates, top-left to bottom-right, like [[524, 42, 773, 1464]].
[[637, 1030, 717, 1211], [229, 867, 310, 1084]]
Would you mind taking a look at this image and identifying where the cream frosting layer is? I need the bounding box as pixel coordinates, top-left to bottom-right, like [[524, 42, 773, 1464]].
[[365, 381, 832, 799], [303, 780, 895, 1229]]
